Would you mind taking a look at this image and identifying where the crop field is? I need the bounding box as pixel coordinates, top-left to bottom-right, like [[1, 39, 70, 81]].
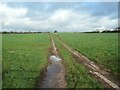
[[58, 33, 119, 73], [2, 34, 51, 88], [2, 33, 119, 88], [1, 1, 119, 89], [53, 37, 103, 88]]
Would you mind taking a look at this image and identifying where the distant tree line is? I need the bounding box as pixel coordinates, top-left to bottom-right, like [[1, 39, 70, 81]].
[[1, 27, 120, 34], [84, 30, 100, 33], [1, 31, 50, 34], [84, 26, 120, 33], [1, 30, 59, 34], [101, 26, 120, 33]]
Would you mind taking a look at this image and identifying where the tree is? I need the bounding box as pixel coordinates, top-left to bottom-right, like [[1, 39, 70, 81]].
[[54, 30, 58, 33], [101, 30, 111, 33]]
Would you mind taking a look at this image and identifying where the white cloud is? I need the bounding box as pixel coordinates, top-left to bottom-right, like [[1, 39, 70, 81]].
[[4, 17, 30, 26], [50, 9, 72, 22], [0, 4, 27, 17], [98, 17, 118, 28], [0, 4, 27, 18], [0, 3, 28, 28], [45, 9, 117, 32], [0, 3, 118, 32]]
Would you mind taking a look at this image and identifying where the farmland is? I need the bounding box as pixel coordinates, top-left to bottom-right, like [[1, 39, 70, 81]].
[[58, 33, 119, 73], [2, 34, 51, 88], [53, 36, 103, 88], [2, 33, 119, 88]]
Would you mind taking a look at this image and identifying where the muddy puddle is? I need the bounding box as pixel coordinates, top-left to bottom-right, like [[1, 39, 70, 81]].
[[39, 55, 66, 88]]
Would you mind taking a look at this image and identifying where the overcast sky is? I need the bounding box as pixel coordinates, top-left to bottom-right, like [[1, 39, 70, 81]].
[[0, 2, 118, 32]]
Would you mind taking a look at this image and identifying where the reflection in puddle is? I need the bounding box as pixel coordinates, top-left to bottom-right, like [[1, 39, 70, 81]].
[[40, 55, 62, 88]]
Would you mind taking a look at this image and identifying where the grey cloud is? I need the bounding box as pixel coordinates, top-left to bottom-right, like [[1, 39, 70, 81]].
[[1, 2, 118, 32]]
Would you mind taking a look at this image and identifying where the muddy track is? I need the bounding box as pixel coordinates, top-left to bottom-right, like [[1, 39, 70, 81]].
[[56, 37, 120, 90], [38, 35, 67, 88]]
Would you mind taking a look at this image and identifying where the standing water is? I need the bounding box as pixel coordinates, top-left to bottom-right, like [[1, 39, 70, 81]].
[[39, 37, 67, 88]]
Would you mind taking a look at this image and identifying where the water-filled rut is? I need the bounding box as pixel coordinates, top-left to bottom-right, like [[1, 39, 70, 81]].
[[39, 36, 67, 88]]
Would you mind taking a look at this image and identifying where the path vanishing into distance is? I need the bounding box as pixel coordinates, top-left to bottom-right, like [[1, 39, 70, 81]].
[[38, 33, 120, 89], [38, 35, 67, 88]]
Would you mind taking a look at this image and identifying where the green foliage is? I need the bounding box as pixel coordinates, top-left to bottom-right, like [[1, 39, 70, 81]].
[[58, 33, 119, 73], [2, 34, 51, 88]]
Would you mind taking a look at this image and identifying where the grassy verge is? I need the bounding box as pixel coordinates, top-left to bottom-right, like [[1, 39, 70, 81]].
[[2, 34, 50, 88], [54, 36, 103, 88], [58, 33, 118, 73]]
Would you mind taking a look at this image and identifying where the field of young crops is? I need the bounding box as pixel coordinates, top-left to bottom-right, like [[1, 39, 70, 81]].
[[53, 37, 103, 88], [2, 33, 119, 88], [58, 33, 119, 73], [2, 34, 51, 88]]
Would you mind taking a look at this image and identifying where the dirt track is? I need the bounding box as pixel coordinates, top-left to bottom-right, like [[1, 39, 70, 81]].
[[38, 34, 119, 89], [56, 37, 120, 90], [38, 35, 67, 88]]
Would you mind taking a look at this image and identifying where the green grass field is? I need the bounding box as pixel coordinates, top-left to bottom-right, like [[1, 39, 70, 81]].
[[58, 33, 119, 73], [2, 34, 51, 88], [2, 33, 119, 88], [54, 37, 103, 88]]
